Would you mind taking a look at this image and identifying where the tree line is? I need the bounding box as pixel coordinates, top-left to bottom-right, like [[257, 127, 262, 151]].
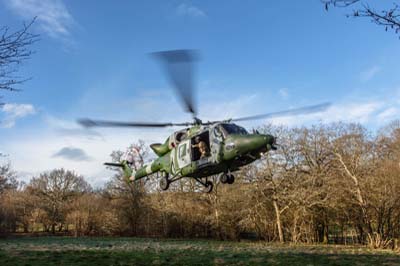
[[1, 121, 400, 250]]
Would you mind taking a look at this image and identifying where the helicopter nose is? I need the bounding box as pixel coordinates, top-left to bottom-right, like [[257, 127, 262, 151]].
[[223, 134, 276, 161], [260, 134, 277, 151], [267, 135, 278, 150]]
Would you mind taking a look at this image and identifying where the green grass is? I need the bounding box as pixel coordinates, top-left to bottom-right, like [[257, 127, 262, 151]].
[[0, 237, 399, 265]]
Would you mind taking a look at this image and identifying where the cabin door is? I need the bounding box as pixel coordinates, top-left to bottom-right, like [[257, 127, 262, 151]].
[[177, 139, 191, 169]]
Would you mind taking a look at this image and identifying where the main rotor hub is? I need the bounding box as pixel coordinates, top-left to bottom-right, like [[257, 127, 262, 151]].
[[193, 117, 203, 125]]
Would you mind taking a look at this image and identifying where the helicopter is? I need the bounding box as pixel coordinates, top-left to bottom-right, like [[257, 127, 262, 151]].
[[78, 50, 330, 193]]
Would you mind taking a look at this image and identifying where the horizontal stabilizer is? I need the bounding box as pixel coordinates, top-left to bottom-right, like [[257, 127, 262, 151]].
[[104, 162, 124, 167]]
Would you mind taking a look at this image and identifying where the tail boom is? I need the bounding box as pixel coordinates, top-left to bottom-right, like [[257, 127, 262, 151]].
[[105, 157, 165, 182]]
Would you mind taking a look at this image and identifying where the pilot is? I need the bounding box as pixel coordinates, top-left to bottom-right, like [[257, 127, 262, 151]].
[[193, 136, 209, 159]]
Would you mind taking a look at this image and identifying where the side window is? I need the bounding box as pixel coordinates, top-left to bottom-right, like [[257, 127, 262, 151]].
[[214, 127, 222, 138], [179, 144, 187, 158]]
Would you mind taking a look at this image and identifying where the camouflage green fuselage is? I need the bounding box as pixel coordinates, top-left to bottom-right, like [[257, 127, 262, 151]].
[[125, 123, 275, 181]]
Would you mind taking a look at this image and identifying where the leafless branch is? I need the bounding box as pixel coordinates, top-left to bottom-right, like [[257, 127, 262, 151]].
[[0, 18, 39, 95], [323, 0, 361, 8], [322, 0, 400, 37]]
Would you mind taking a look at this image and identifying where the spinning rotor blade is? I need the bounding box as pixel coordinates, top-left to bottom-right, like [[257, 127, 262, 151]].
[[152, 50, 199, 116], [78, 118, 192, 128], [77, 50, 332, 130], [227, 102, 332, 123]]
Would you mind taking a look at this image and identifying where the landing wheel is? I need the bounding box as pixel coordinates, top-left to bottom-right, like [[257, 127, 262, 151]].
[[227, 174, 235, 184], [204, 181, 213, 193], [160, 175, 170, 190], [219, 173, 229, 184]]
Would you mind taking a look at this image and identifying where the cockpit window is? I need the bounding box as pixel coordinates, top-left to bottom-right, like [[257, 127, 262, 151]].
[[220, 123, 248, 135]]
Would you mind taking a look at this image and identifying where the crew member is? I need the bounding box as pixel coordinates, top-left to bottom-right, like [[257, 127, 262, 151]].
[[193, 136, 209, 159]]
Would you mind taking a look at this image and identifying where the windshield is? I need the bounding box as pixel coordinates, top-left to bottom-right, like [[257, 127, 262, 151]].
[[221, 123, 248, 135]]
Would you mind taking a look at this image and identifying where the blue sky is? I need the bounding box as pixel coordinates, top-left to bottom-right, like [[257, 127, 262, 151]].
[[1, 0, 399, 185]]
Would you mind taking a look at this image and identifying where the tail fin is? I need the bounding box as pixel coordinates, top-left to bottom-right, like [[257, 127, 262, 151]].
[[104, 161, 136, 182]]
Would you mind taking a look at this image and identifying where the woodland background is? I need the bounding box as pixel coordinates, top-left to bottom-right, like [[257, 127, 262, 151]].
[[2, 0, 400, 253], [1, 121, 400, 251]]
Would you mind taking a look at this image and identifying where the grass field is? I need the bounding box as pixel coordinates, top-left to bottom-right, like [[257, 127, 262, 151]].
[[0, 237, 399, 265]]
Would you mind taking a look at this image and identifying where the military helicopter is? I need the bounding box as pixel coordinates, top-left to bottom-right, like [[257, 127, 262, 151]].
[[78, 50, 330, 193]]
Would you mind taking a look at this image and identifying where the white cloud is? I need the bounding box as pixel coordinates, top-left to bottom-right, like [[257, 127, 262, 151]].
[[5, 0, 75, 40], [176, 3, 206, 18], [377, 107, 399, 121], [269, 101, 385, 126], [323, 102, 382, 123], [360, 66, 381, 82], [1, 103, 36, 128]]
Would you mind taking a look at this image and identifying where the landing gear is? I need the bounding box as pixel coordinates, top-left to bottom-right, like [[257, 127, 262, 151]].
[[227, 174, 235, 184], [193, 177, 214, 193], [219, 173, 235, 185], [219, 173, 229, 184], [204, 181, 213, 193], [159, 174, 170, 190]]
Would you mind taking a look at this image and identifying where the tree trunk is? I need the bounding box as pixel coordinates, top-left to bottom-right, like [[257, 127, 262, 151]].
[[273, 199, 284, 243], [335, 152, 374, 239]]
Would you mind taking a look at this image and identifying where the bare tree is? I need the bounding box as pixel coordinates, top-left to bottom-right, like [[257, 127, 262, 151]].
[[0, 162, 17, 193], [104, 140, 150, 235], [66, 192, 111, 237], [0, 19, 39, 100], [3, 122, 400, 247], [28, 169, 90, 234], [323, 0, 400, 37]]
